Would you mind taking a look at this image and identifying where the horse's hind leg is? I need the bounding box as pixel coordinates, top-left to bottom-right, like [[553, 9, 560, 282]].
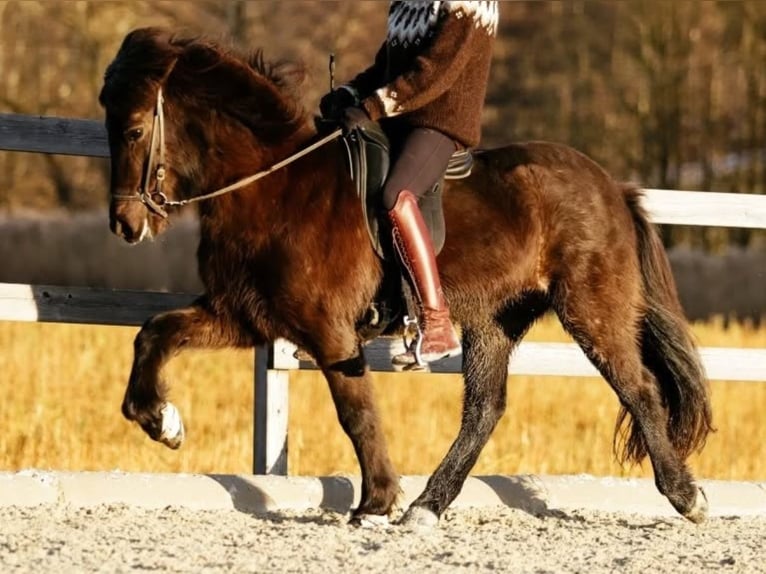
[[401, 320, 513, 526], [557, 291, 707, 522], [311, 330, 399, 524], [123, 297, 255, 448]]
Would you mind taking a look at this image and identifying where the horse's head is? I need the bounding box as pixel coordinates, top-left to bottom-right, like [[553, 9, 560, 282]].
[[99, 27, 308, 244], [99, 28, 181, 243]]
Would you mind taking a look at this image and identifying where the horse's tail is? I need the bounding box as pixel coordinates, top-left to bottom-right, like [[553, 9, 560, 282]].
[[616, 183, 714, 464]]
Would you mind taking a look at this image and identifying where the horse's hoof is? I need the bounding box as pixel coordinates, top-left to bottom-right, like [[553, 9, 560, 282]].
[[391, 360, 428, 373], [159, 402, 185, 449], [397, 506, 439, 529], [683, 485, 708, 524], [349, 513, 391, 529]]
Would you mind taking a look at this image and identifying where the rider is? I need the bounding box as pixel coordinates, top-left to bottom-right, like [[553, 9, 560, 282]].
[[320, 1, 499, 367]]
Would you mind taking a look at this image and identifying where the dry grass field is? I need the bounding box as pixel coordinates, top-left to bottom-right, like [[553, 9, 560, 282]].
[[0, 316, 764, 480]]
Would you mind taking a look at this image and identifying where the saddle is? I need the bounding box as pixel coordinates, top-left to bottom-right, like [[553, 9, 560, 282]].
[[341, 122, 473, 259]]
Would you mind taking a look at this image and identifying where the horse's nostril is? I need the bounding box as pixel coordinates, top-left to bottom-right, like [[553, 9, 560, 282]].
[[110, 217, 136, 242]]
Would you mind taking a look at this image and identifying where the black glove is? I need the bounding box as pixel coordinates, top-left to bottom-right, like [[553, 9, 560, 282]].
[[342, 106, 371, 134], [319, 88, 357, 121]]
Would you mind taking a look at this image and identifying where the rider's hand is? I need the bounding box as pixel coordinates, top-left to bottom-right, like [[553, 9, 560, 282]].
[[319, 88, 357, 121], [342, 106, 371, 134]]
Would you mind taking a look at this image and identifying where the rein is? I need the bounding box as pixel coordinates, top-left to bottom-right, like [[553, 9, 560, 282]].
[[113, 88, 343, 219]]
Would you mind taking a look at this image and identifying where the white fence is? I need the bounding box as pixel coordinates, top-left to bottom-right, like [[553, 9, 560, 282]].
[[1, 113, 766, 475]]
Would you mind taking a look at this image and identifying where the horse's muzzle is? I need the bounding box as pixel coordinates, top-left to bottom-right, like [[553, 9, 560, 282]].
[[110, 198, 148, 244]]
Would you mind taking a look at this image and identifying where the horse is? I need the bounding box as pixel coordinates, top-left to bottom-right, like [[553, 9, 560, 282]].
[[99, 27, 713, 527]]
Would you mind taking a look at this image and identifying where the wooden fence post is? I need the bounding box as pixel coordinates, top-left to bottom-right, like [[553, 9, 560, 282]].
[[253, 343, 293, 475]]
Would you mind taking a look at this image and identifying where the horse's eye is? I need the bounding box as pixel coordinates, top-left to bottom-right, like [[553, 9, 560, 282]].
[[125, 127, 144, 142]]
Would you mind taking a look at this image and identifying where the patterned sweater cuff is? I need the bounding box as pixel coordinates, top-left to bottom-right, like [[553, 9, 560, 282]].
[[363, 87, 405, 121]]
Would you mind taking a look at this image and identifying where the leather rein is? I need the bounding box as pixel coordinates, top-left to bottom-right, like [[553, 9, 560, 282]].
[[112, 88, 343, 219]]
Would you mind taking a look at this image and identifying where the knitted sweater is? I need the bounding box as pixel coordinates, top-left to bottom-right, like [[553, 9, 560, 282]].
[[341, 1, 498, 148]]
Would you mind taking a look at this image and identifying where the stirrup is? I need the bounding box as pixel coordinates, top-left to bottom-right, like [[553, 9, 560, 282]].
[[392, 315, 426, 371]]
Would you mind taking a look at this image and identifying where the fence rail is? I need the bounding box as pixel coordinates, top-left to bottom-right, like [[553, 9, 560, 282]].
[[1, 112, 765, 475]]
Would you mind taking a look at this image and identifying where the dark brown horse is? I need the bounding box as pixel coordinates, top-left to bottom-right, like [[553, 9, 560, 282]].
[[99, 27, 713, 526]]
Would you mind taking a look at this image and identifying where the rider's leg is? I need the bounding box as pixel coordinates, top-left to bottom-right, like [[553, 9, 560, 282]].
[[383, 128, 461, 366]]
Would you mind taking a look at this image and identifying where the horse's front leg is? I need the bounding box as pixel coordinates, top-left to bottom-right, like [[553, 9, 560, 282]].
[[122, 298, 254, 448], [312, 331, 400, 524]]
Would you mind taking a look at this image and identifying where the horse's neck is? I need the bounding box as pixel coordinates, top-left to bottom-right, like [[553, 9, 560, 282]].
[[228, 121, 315, 178], [197, 123, 348, 238], [194, 125, 370, 304]]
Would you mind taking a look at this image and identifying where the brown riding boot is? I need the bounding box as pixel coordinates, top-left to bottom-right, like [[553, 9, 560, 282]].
[[388, 190, 461, 367]]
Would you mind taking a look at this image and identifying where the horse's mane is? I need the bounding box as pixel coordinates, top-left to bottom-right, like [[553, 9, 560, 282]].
[[100, 27, 308, 141]]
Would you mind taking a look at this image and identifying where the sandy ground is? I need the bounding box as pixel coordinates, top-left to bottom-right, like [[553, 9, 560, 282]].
[[0, 505, 764, 573]]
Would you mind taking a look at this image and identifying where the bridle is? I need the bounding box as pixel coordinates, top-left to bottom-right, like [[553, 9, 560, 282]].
[[110, 88, 170, 218], [112, 87, 343, 219]]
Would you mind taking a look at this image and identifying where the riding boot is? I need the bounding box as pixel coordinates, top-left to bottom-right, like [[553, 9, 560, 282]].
[[388, 190, 461, 367]]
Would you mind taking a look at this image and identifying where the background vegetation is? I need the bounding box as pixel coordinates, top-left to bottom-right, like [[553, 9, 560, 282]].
[[0, 2, 763, 479], [0, 212, 763, 322], [1, 316, 764, 480], [1, 0, 765, 251]]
